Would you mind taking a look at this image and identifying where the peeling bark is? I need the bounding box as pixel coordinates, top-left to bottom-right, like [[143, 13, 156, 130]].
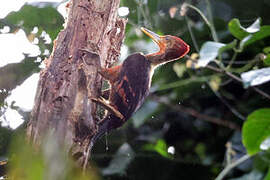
[[27, 0, 127, 166]]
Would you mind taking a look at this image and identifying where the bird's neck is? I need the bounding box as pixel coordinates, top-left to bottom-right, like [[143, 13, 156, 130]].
[[145, 52, 166, 67], [145, 50, 180, 67]]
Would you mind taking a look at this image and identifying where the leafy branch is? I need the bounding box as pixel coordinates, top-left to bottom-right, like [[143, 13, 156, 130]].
[[215, 154, 251, 180], [178, 2, 270, 179], [182, 3, 270, 101], [185, 55, 270, 101]]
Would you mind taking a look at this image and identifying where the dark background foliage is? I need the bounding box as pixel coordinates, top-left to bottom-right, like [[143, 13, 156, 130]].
[[0, 0, 270, 179]]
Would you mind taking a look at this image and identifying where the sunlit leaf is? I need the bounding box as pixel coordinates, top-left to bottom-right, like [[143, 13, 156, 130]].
[[118, 7, 130, 17], [228, 18, 261, 40], [209, 76, 221, 91], [197, 41, 225, 67], [260, 137, 270, 151], [169, 6, 178, 18], [186, 53, 199, 69], [239, 34, 252, 50], [239, 26, 270, 49], [173, 63, 186, 78], [180, 3, 188, 16], [245, 18, 261, 33], [240, 67, 270, 88], [102, 143, 135, 176], [242, 108, 270, 155], [263, 54, 270, 66], [27, 33, 35, 42]]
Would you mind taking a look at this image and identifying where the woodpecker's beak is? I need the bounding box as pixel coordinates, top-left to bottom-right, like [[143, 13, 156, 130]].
[[141, 27, 162, 47]]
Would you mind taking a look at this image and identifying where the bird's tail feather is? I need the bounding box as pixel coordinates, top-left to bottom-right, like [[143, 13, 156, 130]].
[[90, 116, 110, 147]]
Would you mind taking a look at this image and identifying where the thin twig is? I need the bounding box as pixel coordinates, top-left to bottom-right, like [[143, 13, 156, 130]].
[[184, 3, 211, 29], [151, 95, 241, 130], [224, 71, 242, 82], [214, 67, 270, 101], [208, 85, 246, 120], [136, 0, 152, 28], [156, 76, 209, 91], [185, 55, 270, 101], [220, 79, 233, 86], [215, 154, 251, 180], [83, 141, 92, 172], [226, 51, 238, 69], [253, 87, 270, 100], [185, 16, 199, 52]]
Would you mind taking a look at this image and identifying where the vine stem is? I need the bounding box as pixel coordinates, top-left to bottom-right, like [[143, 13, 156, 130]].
[[185, 16, 199, 52], [215, 154, 251, 180], [205, 0, 218, 42], [184, 3, 218, 42]]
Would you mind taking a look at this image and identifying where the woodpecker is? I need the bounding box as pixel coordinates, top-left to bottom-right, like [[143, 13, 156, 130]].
[[91, 27, 190, 144]]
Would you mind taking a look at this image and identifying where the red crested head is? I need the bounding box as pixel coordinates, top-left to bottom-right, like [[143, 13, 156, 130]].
[[141, 27, 190, 65]]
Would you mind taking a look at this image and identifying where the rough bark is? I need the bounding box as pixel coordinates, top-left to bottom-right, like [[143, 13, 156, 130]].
[[27, 0, 126, 166]]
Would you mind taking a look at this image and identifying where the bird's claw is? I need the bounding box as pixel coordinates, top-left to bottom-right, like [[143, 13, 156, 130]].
[[91, 97, 124, 119]]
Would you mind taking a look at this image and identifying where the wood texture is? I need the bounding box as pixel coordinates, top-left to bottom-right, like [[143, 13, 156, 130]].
[[27, 0, 126, 166]]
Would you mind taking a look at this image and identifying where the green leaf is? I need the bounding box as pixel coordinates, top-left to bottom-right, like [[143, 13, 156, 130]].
[[241, 67, 270, 88], [102, 143, 135, 176], [143, 139, 173, 159], [228, 18, 261, 40], [154, 139, 170, 158], [187, 40, 236, 68], [265, 168, 270, 180], [5, 5, 64, 40], [228, 19, 250, 40], [240, 26, 270, 48], [263, 47, 270, 54], [218, 40, 237, 56], [197, 41, 225, 67], [239, 34, 253, 51], [260, 137, 270, 151], [242, 108, 270, 155], [263, 54, 270, 66], [253, 153, 270, 173]]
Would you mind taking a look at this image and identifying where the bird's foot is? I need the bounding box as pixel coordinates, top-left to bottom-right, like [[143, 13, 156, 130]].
[[91, 97, 124, 120]]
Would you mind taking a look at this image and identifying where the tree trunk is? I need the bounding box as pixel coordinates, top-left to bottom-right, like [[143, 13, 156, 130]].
[[27, 0, 126, 167]]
